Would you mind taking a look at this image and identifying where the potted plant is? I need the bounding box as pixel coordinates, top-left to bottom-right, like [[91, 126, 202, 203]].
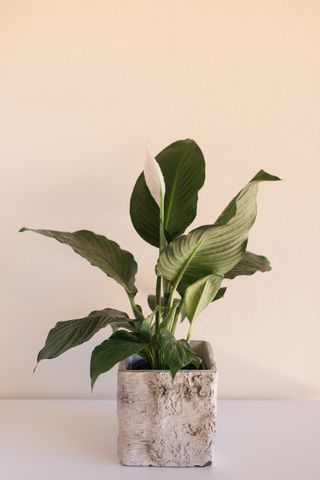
[[20, 139, 280, 467]]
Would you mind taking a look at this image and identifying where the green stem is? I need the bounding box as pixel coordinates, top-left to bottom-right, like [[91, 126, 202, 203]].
[[162, 278, 170, 298], [155, 187, 166, 334], [162, 302, 178, 331], [167, 276, 181, 310], [128, 293, 136, 316], [155, 275, 161, 334], [186, 321, 193, 343], [127, 293, 142, 320], [170, 302, 181, 334], [159, 190, 166, 251]]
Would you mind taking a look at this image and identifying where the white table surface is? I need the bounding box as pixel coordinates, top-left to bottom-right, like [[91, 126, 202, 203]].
[[0, 400, 319, 479]]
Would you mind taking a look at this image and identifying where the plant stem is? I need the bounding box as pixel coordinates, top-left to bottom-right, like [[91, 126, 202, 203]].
[[170, 302, 181, 334], [155, 188, 166, 335], [127, 293, 141, 320], [159, 190, 166, 251], [162, 302, 179, 331], [155, 275, 161, 334], [167, 276, 180, 310], [128, 294, 136, 316], [186, 322, 193, 343], [145, 347, 156, 369]]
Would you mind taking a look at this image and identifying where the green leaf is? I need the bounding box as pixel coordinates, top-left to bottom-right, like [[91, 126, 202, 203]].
[[156, 329, 202, 377], [224, 251, 271, 279], [178, 282, 227, 302], [19, 228, 137, 295], [157, 170, 280, 286], [130, 139, 205, 247], [139, 311, 156, 341], [213, 286, 227, 301], [147, 294, 157, 311], [109, 318, 138, 333], [183, 274, 223, 323], [162, 301, 180, 330], [90, 330, 147, 388], [177, 252, 269, 305], [36, 308, 130, 365]]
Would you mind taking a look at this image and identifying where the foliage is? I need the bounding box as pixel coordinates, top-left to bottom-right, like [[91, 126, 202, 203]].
[[20, 139, 280, 387]]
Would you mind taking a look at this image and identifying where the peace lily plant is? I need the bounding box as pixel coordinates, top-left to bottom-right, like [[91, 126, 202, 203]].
[[20, 139, 280, 388]]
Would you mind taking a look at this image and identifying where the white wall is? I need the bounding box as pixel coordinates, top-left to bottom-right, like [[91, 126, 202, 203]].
[[1, 0, 319, 399]]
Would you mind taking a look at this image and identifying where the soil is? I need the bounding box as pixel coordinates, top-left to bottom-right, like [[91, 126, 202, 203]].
[[128, 357, 204, 371]]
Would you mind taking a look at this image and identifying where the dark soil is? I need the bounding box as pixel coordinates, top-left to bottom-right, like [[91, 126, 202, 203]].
[[128, 358, 204, 371]]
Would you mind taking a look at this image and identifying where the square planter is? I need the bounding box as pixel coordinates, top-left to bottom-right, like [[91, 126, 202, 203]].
[[117, 340, 217, 467]]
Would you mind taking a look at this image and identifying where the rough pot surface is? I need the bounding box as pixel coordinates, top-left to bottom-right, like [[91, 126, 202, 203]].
[[117, 340, 217, 467]]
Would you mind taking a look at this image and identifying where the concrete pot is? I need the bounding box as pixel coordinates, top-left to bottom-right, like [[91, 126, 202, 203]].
[[117, 340, 217, 467]]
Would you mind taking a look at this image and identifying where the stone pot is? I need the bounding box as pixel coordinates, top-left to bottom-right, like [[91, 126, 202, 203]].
[[117, 340, 217, 467]]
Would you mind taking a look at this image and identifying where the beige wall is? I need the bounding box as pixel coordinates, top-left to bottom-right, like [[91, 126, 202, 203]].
[[1, 0, 319, 399]]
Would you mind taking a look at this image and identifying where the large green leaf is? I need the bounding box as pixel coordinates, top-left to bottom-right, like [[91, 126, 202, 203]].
[[177, 251, 270, 300], [157, 170, 280, 286], [36, 308, 130, 365], [224, 251, 271, 279], [130, 139, 205, 247], [20, 228, 137, 295], [90, 330, 147, 388], [156, 329, 202, 377], [183, 274, 223, 323]]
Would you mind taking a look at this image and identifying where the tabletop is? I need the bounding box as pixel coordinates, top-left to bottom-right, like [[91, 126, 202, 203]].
[[0, 399, 319, 479]]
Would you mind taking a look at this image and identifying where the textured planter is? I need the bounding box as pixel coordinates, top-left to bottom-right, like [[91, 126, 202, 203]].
[[117, 340, 217, 467]]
